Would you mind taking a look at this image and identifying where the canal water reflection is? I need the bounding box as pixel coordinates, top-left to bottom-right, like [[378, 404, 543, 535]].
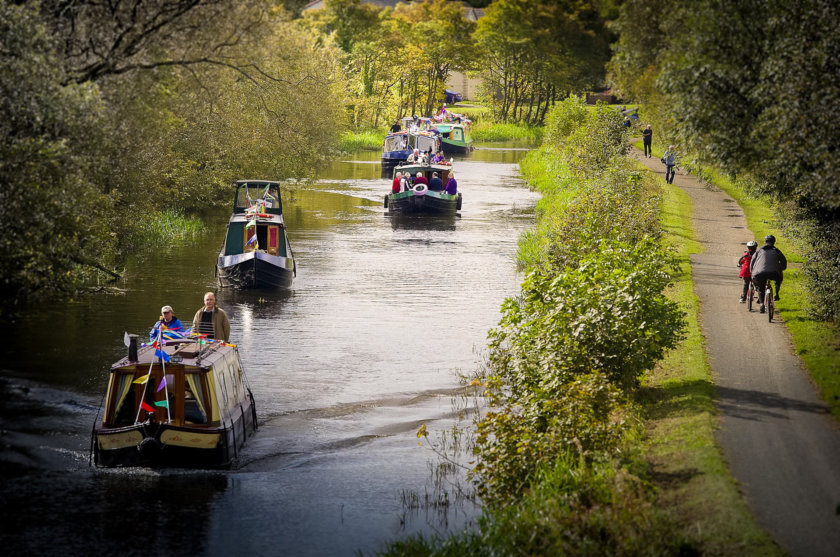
[[0, 145, 538, 556]]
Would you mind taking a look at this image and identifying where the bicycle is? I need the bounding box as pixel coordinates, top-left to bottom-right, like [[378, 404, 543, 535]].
[[747, 280, 755, 312], [764, 281, 775, 322]]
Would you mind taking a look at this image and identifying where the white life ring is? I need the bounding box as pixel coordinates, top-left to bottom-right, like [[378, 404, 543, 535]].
[[412, 184, 428, 196]]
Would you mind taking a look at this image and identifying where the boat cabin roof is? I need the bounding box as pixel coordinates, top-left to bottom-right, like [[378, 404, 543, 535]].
[[232, 180, 284, 215], [393, 162, 453, 179], [111, 340, 234, 371]]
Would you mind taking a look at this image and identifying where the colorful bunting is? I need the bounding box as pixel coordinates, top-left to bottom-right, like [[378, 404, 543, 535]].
[[140, 401, 155, 413], [133, 374, 150, 384], [155, 349, 171, 363], [156, 377, 167, 392], [154, 400, 168, 408]]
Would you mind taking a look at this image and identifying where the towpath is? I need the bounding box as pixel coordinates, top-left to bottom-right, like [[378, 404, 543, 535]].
[[633, 149, 840, 557]]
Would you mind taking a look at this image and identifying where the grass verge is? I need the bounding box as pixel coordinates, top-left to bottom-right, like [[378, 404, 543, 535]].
[[639, 175, 781, 554]]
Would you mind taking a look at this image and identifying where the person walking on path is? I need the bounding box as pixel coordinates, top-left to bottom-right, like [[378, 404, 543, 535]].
[[662, 145, 678, 184], [642, 124, 653, 158]]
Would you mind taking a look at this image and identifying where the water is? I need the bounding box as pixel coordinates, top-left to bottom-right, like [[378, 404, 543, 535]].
[[0, 144, 538, 556]]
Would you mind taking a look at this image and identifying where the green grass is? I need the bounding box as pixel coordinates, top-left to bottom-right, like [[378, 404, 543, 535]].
[[641, 176, 781, 555], [135, 209, 206, 246], [338, 129, 384, 152], [470, 121, 544, 142]]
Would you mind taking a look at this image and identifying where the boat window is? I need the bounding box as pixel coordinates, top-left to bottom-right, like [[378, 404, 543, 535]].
[[112, 372, 137, 425], [454, 129, 463, 141], [384, 136, 406, 152], [235, 184, 280, 210], [416, 135, 436, 153], [185, 373, 208, 424]]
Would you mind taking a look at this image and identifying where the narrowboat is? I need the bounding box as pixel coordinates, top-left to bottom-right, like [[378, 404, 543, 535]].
[[385, 162, 461, 215], [216, 180, 296, 289], [433, 121, 473, 154], [92, 335, 257, 468]]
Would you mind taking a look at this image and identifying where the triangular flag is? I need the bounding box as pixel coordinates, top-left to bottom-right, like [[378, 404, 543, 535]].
[[123, 332, 131, 347], [156, 377, 167, 392], [133, 374, 150, 384], [140, 401, 155, 413], [154, 400, 168, 408]]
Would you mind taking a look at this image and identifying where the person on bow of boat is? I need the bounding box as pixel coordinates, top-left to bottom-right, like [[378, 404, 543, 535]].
[[444, 173, 457, 195], [150, 305, 185, 341], [192, 292, 231, 342], [414, 172, 429, 187], [428, 172, 443, 191]]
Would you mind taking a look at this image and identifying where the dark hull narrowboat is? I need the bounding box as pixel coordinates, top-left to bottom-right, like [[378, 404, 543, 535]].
[[217, 251, 294, 289], [386, 189, 461, 215], [216, 180, 296, 290], [93, 337, 257, 469], [385, 162, 461, 215]]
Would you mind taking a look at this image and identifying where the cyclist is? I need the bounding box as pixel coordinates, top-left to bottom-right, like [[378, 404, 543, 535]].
[[750, 234, 787, 313], [738, 240, 758, 303]]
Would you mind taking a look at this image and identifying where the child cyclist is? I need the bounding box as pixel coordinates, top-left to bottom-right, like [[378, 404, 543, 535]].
[[738, 240, 758, 303]]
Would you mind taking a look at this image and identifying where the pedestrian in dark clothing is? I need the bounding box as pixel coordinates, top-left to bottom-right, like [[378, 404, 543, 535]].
[[428, 172, 443, 192], [642, 125, 653, 158]]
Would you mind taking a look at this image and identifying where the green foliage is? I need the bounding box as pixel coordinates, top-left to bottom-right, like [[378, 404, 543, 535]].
[[338, 129, 386, 152], [0, 2, 114, 314], [131, 210, 207, 249], [473, 372, 636, 507], [469, 121, 543, 142], [473, 0, 613, 124]]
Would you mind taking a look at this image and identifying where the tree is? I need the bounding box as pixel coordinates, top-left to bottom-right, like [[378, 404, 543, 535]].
[[0, 2, 114, 315], [474, 0, 611, 124]]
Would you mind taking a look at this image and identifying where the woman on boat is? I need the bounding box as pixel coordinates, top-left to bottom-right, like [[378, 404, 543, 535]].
[[431, 151, 445, 164], [149, 305, 185, 341], [444, 173, 457, 195], [414, 172, 429, 187], [192, 292, 231, 342], [392, 172, 402, 193]]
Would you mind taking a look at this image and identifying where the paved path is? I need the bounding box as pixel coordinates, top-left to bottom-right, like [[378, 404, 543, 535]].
[[633, 150, 840, 557]]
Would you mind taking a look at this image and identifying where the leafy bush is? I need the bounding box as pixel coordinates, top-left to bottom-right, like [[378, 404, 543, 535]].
[[472, 373, 635, 508]]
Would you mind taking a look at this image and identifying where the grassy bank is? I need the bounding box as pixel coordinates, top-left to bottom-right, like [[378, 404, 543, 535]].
[[644, 176, 780, 554], [634, 139, 840, 421], [470, 121, 544, 143], [131, 209, 206, 247], [339, 129, 384, 152]]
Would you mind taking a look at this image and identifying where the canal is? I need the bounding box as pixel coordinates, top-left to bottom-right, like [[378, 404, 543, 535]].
[[0, 145, 538, 556]]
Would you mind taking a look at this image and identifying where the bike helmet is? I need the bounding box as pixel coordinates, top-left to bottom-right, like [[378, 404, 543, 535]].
[[746, 240, 757, 250], [764, 234, 776, 245]]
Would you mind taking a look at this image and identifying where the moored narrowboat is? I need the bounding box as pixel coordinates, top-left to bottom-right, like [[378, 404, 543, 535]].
[[217, 180, 296, 289], [92, 335, 257, 468]]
